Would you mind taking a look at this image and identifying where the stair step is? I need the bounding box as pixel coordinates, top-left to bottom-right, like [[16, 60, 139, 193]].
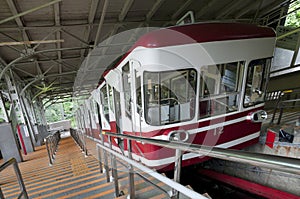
[[1, 136, 191, 199]]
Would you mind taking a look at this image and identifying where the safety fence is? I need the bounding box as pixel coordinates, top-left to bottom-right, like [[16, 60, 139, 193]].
[[45, 130, 61, 165], [0, 158, 28, 199]]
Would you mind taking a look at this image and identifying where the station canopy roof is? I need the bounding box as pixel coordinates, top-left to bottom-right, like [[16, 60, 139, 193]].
[[0, 0, 290, 103]]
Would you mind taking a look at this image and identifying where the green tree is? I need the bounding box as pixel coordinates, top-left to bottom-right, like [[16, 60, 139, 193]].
[[285, 0, 300, 27], [44, 98, 77, 127]]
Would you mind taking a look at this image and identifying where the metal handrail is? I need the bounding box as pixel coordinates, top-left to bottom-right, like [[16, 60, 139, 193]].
[[45, 130, 61, 165], [269, 89, 300, 124], [70, 128, 88, 156], [0, 158, 29, 199], [96, 142, 206, 199], [96, 130, 299, 199], [103, 132, 300, 175]]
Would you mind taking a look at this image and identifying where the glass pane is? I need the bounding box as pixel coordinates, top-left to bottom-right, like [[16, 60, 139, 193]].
[[199, 62, 242, 119], [123, 69, 131, 117], [244, 59, 269, 107], [100, 85, 109, 122], [144, 69, 196, 125]]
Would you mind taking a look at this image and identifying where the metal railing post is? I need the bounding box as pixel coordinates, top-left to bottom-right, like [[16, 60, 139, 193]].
[[172, 147, 182, 199], [108, 135, 120, 197], [277, 105, 284, 125], [101, 133, 110, 182], [83, 130, 88, 157], [169, 131, 187, 199], [97, 144, 103, 173], [96, 143, 206, 199], [0, 187, 5, 199], [127, 139, 135, 199], [13, 160, 29, 199], [0, 158, 29, 199], [45, 138, 53, 165]]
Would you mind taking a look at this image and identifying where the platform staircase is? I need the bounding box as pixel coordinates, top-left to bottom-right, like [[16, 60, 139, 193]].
[[0, 136, 177, 199]]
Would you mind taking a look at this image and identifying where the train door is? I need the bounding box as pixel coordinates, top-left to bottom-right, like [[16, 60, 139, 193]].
[[99, 84, 111, 131], [113, 88, 122, 134], [121, 60, 142, 135], [130, 60, 142, 135]]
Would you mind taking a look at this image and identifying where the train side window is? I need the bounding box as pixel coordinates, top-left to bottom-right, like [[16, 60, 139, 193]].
[[122, 63, 131, 118], [199, 61, 244, 119], [244, 59, 270, 107], [100, 84, 110, 121], [108, 85, 114, 114], [144, 69, 197, 126], [136, 73, 142, 113]]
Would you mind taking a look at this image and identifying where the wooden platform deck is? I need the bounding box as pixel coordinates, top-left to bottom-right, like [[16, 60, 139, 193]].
[[0, 135, 173, 199]]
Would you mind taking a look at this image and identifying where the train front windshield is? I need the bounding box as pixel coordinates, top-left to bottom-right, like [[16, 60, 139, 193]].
[[144, 69, 197, 125], [143, 59, 270, 126]]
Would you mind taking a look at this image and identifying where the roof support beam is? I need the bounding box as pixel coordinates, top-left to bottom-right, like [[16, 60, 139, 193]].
[[0, 39, 64, 46], [80, 0, 100, 60], [0, 0, 62, 25], [5, 0, 45, 88], [0, 21, 171, 31], [119, 0, 135, 21], [146, 0, 165, 21], [195, 0, 218, 19], [215, 0, 244, 19], [94, 0, 109, 47], [15, 56, 81, 65], [234, 0, 262, 19], [171, 0, 194, 20], [54, 2, 62, 85], [13, 67, 36, 78], [0, 46, 89, 82], [259, 0, 290, 17], [39, 53, 77, 71]]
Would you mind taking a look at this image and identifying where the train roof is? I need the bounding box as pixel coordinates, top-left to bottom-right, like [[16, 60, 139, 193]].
[[131, 22, 276, 49], [98, 22, 275, 86]]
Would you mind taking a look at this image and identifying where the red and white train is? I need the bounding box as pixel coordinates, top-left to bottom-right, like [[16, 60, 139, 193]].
[[77, 23, 276, 171]]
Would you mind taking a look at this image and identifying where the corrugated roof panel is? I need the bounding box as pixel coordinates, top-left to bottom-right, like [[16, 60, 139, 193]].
[[15, 0, 55, 22], [125, 0, 156, 21], [60, 0, 90, 21], [151, 0, 188, 21]]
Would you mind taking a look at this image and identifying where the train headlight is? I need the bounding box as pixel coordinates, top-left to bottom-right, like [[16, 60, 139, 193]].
[[168, 130, 189, 142], [247, 110, 267, 123]]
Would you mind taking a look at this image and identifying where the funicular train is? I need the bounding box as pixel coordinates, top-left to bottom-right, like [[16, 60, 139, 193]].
[[76, 23, 276, 171]]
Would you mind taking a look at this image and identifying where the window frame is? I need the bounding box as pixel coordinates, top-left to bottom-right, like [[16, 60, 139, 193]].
[[198, 61, 245, 119], [143, 68, 197, 126], [243, 58, 271, 108]]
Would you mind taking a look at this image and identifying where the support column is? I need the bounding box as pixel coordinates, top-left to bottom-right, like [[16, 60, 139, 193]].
[[5, 73, 35, 152], [0, 92, 23, 162]]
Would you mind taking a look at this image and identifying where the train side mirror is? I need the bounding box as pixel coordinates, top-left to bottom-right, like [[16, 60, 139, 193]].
[[247, 110, 267, 123]]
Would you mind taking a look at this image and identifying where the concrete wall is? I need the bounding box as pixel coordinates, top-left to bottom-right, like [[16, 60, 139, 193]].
[[205, 143, 300, 196]]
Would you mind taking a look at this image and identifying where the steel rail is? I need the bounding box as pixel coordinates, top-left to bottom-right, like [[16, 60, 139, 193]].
[[103, 132, 300, 175]]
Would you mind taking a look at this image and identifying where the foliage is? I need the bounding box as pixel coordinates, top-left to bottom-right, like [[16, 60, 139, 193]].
[[44, 99, 77, 127], [285, 0, 300, 27]]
